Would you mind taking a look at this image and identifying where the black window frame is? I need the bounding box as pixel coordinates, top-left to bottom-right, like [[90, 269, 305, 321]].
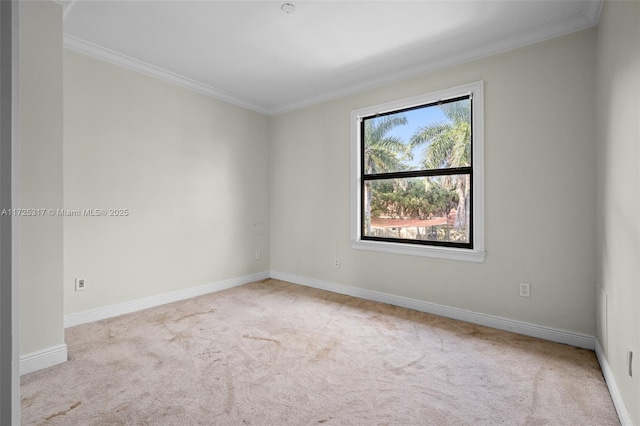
[[359, 94, 474, 249]]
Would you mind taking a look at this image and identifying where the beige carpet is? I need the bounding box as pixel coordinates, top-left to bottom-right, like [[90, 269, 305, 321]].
[[22, 279, 619, 425]]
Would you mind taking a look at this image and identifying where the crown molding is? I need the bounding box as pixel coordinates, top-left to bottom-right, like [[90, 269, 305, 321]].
[[583, 0, 604, 26], [63, 34, 271, 115], [269, 0, 603, 115], [50, 0, 77, 19], [62, 0, 77, 20], [62, 0, 601, 116]]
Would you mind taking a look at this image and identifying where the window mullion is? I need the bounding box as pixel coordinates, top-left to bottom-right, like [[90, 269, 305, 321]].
[[363, 167, 472, 181], [352, 80, 484, 258]]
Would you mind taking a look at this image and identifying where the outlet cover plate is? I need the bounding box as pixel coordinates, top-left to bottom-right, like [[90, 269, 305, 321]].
[[75, 278, 86, 291]]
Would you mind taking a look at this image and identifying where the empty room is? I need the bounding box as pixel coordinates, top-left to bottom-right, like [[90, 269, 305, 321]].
[[1, 0, 638, 424]]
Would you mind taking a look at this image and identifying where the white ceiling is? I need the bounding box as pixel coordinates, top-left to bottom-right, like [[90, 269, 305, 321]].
[[60, 1, 602, 115]]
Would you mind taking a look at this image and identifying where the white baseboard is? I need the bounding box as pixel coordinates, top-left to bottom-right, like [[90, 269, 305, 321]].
[[64, 271, 270, 328], [46, 271, 631, 426], [270, 271, 596, 350], [595, 339, 633, 426], [62, 269, 595, 350], [20, 344, 68, 376]]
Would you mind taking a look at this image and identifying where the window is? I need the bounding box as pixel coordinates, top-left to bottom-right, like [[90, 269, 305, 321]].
[[351, 81, 485, 262]]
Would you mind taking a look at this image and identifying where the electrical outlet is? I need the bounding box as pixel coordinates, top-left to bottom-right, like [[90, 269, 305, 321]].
[[75, 278, 86, 291], [334, 258, 340, 268], [628, 348, 633, 377], [519, 282, 530, 298], [255, 250, 261, 260]]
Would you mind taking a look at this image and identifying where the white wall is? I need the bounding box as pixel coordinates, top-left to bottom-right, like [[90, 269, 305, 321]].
[[270, 29, 597, 335], [596, 1, 640, 424], [63, 50, 270, 315], [19, 0, 65, 360]]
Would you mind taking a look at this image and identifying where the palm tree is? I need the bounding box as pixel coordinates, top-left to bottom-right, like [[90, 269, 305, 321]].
[[363, 115, 408, 235], [409, 100, 471, 236]]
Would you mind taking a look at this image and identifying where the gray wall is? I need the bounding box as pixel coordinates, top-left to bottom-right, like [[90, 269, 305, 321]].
[[63, 50, 270, 315], [19, 0, 65, 359], [596, 1, 640, 423], [270, 29, 597, 335]]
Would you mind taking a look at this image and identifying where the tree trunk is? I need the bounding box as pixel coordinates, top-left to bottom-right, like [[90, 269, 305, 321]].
[[454, 175, 469, 231], [364, 182, 372, 236]]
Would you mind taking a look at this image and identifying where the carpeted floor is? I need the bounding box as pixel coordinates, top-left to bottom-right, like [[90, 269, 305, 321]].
[[21, 279, 619, 425]]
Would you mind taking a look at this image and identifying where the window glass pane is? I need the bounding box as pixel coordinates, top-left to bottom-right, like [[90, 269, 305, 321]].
[[363, 111, 411, 175], [363, 176, 471, 244], [363, 98, 471, 175]]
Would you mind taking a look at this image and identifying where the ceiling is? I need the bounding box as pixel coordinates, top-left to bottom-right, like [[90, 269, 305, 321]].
[[59, 1, 602, 115]]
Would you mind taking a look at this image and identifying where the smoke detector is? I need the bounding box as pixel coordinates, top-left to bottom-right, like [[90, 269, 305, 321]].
[[281, 3, 296, 14]]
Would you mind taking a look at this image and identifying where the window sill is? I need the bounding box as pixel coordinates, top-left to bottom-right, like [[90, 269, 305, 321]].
[[351, 240, 486, 263]]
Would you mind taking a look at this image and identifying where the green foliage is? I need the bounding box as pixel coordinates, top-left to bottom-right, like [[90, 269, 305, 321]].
[[363, 115, 410, 234], [364, 115, 411, 174], [409, 100, 471, 170], [408, 100, 471, 231], [371, 179, 458, 220], [362, 101, 472, 238]]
